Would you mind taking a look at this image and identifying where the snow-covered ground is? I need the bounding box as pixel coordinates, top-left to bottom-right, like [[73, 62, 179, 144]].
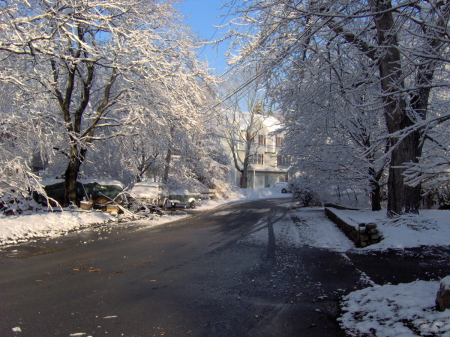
[[332, 208, 450, 250], [1, 187, 449, 336], [339, 279, 450, 337], [334, 208, 450, 336], [240, 206, 355, 252]]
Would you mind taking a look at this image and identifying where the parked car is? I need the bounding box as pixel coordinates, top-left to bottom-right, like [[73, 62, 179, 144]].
[[129, 181, 170, 210], [271, 182, 291, 193], [35, 178, 125, 207], [169, 190, 201, 209], [79, 179, 125, 204]]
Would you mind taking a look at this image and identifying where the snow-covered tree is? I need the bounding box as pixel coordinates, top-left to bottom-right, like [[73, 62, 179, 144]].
[[0, 53, 61, 210], [227, 0, 450, 215], [219, 69, 273, 188], [222, 105, 268, 188], [76, 74, 227, 192], [278, 50, 389, 210], [0, 0, 216, 205]]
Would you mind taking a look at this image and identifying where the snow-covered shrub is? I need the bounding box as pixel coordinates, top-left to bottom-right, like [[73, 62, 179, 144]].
[[328, 187, 372, 209], [0, 188, 44, 215], [418, 184, 450, 209], [0, 155, 48, 215], [437, 185, 450, 209], [289, 177, 322, 207]]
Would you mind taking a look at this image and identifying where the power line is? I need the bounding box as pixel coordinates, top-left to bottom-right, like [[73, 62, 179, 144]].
[[207, 30, 311, 114]]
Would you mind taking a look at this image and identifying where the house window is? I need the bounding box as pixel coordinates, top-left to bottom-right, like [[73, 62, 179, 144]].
[[276, 136, 284, 147], [258, 135, 266, 145], [249, 154, 264, 165], [277, 155, 290, 166], [258, 154, 264, 165]]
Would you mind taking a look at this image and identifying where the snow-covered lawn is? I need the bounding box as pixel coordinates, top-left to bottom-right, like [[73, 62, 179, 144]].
[[333, 208, 450, 250], [339, 279, 450, 337], [1, 188, 449, 336]]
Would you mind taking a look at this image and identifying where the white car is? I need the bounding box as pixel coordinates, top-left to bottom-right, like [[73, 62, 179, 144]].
[[129, 181, 170, 209], [272, 182, 291, 193]]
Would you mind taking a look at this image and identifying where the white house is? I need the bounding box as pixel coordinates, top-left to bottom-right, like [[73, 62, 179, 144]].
[[224, 112, 291, 188]]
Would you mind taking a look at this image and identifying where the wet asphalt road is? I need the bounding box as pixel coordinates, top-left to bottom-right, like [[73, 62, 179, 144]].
[[1, 198, 449, 337]]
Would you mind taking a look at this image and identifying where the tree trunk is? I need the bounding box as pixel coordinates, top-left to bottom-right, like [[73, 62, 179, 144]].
[[369, 167, 382, 212], [371, 0, 422, 216], [242, 161, 249, 188], [241, 139, 254, 188], [387, 129, 422, 215], [163, 126, 174, 184], [163, 147, 171, 184], [63, 147, 86, 206], [370, 185, 382, 211], [64, 159, 81, 206]]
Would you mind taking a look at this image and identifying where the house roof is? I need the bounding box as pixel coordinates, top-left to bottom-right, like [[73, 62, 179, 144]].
[[239, 112, 284, 133]]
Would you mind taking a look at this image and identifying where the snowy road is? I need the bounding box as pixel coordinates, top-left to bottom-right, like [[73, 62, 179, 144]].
[[1, 199, 449, 337]]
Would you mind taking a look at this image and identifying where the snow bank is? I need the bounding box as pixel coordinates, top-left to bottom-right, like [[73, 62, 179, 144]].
[[0, 211, 112, 245]]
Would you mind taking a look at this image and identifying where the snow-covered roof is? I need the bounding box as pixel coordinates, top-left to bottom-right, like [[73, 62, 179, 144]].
[[262, 115, 283, 133], [238, 112, 284, 133]]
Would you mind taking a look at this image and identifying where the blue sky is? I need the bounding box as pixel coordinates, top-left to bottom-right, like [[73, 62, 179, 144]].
[[175, 0, 231, 75]]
